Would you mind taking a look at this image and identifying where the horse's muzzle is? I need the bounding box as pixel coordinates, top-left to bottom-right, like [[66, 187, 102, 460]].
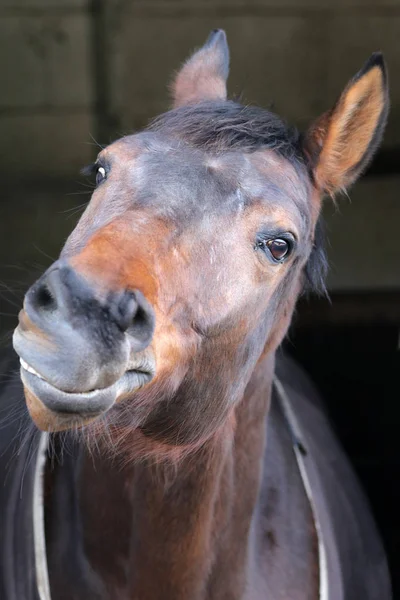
[[12, 262, 156, 428]]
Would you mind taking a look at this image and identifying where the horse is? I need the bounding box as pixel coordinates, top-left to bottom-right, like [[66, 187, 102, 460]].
[[0, 30, 391, 600]]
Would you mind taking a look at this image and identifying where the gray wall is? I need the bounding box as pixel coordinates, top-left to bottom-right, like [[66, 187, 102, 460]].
[[1, 0, 399, 329]]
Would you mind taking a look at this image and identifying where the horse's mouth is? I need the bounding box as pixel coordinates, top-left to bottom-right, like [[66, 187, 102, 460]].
[[19, 356, 155, 431]]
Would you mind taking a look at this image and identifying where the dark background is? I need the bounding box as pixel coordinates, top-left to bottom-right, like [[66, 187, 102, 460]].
[[0, 0, 399, 595]]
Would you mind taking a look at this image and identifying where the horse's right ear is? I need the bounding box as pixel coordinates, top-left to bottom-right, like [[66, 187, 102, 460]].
[[303, 53, 389, 196], [171, 29, 229, 108]]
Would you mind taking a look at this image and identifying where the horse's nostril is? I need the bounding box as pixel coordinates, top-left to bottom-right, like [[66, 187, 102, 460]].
[[24, 263, 155, 358], [111, 291, 139, 332], [126, 290, 155, 351], [31, 282, 57, 312], [109, 289, 155, 349]]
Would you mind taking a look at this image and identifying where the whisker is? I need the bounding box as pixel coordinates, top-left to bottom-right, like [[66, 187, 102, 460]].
[[59, 202, 89, 215], [20, 427, 39, 499], [87, 132, 105, 150], [66, 207, 87, 221], [32, 244, 56, 263], [74, 180, 96, 190], [65, 190, 92, 197]]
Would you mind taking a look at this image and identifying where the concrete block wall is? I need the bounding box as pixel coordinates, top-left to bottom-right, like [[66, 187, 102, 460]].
[[323, 177, 400, 290], [106, 1, 400, 146], [1, 0, 400, 178], [0, 1, 93, 176]]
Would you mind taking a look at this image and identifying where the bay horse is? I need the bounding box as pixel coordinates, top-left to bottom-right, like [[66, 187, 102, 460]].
[[0, 30, 391, 599]]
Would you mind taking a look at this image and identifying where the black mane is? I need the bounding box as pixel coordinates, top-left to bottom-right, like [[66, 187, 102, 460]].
[[149, 100, 304, 165], [304, 217, 329, 297]]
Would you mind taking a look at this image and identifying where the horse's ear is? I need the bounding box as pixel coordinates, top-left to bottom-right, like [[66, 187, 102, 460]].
[[171, 29, 229, 108], [303, 53, 389, 196]]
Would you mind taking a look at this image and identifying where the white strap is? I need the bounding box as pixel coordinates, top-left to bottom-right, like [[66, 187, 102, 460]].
[[274, 377, 329, 600], [33, 432, 52, 600]]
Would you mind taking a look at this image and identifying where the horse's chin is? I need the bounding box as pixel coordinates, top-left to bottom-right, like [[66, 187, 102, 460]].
[[24, 386, 100, 432], [20, 361, 154, 433]]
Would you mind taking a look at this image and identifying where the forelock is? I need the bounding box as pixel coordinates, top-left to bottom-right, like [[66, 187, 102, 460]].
[[148, 100, 305, 166]]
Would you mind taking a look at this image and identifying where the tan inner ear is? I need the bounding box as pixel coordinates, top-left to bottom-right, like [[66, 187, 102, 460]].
[[315, 66, 385, 193], [172, 65, 227, 108], [170, 36, 228, 109]]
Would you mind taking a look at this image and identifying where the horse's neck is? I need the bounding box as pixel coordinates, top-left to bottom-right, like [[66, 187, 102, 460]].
[[48, 355, 274, 600]]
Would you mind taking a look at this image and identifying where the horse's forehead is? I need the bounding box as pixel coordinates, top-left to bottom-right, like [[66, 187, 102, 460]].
[[105, 135, 309, 219], [109, 133, 245, 182]]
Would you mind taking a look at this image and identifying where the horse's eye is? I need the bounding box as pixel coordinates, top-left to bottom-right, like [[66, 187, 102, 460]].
[[96, 166, 106, 185], [266, 238, 290, 262], [257, 238, 292, 262], [256, 233, 295, 263]]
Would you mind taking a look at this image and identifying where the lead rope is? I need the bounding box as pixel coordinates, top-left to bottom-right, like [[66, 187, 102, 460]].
[[33, 432, 52, 600], [33, 385, 327, 600], [274, 376, 329, 600]]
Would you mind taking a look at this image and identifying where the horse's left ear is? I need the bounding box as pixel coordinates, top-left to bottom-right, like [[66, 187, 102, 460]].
[[303, 53, 389, 196], [171, 29, 229, 108]]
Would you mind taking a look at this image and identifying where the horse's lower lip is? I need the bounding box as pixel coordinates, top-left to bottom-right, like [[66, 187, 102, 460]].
[[19, 362, 153, 416]]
